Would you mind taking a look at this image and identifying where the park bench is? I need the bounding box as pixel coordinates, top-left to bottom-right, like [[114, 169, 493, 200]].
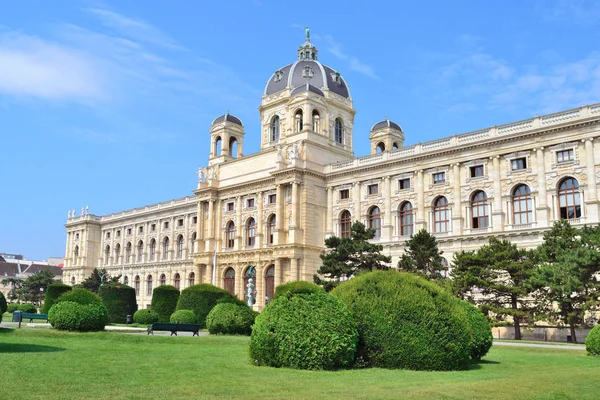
[[147, 322, 201, 336], [12, 311, 48, 328]]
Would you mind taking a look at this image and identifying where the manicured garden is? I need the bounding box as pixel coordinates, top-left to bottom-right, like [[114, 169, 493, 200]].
[[1, 327, 599, 400]]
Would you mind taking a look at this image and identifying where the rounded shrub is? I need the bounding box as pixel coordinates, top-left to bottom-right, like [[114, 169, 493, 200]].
[[7, 303, 20, 314], [56, 288, 104, 306], [459, 300, 493, 361], [18, 303, 37, 313], [250, 291, 358, 370], [151, 285, 180, 322], [585, 324, 600, 356], [206, 303, 257, 335], [41, 282, 72, 314], [332, 270, 471, 371], [170, 310, 197, 323], [176, 284, 239, 328], [0, 291, 6, 323], [98, 282, 138, 323], [48, 301, 108, 332], [133, 309, 159, 325], [273, 281, 324, 300]]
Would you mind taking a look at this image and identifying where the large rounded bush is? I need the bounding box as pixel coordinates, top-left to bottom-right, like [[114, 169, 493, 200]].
[[170, 310, 197, 323], [18, 303, 37, 313], [176, 284, 239, 328], [206, 303, 257, 335], [250, 291, 358, 370], [98, 282, 138, 323], [56, 288, 103, 306], [151, 285, 180, 322], [332, 270, 471, 371], [48, 301, 108, 331], [0, 291, 6, 323], [273, 281, 324, 300], [133, 309, 159, 325], [586, 324, 600, 356], [7, 303, 20, 314], [41, 282, 72, 314], [459, 300, 493, 361]]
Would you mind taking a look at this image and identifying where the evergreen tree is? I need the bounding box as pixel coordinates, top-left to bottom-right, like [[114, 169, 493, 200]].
[[21, 269, 57, 306], [399, 229, 444, 280], [81, 268, 121, 293], [314, 221, 391, 291]]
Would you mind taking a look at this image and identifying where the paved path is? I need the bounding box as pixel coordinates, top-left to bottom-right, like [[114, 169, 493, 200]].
[[493, 340, 585, 350]]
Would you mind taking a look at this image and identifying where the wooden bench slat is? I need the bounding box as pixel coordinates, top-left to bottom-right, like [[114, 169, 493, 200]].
[[147, 322, 201, 336]]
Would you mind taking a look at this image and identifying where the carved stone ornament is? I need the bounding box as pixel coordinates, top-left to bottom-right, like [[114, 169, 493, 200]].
[[207, 165, 219, 181]]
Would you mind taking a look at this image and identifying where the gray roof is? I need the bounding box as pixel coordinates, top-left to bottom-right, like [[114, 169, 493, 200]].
[[212, 113, 243, 126], [371, 119, 403, 131], [290, 84, 324, 97]]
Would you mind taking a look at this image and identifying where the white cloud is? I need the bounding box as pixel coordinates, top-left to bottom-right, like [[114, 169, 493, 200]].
[[322, 35, 378, 79]]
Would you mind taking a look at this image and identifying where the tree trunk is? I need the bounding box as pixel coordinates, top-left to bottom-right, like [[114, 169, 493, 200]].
[[570, 323, 577, 343], [512, 295, 521, 340]]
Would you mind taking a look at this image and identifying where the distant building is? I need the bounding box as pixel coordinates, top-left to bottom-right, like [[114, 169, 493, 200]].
[[0, 254, 63, 300]]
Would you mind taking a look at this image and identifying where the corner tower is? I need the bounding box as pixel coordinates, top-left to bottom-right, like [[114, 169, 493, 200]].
[[208, 112, 245, 165]]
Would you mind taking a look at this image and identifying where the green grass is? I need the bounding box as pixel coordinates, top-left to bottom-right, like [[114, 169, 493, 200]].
[[0, 328, 598, 400]]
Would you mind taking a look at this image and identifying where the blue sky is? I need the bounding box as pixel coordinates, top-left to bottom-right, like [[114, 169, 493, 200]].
[[1, 0, 599, 260]]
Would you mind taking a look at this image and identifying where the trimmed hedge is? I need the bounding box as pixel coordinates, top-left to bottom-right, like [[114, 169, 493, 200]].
[[41, 282, 72, 314], [50, 288, 108, 331], [273, 281, 324, 300], [0, 291, 6, 323], [586, 324, 600, 356], [56, 288, 103, 306], [18, 303, 37, 313], [151, 285, 180, 322], [170, 310, 197, 323], [332, 270, 471, 371], [98, 282, 138, 323], [459, 300, 493, 361], [133, 309, 159, 325], [250, 291, 358, 370], [206, 303, 257, 335], [7, 303, 20, 314], [176, 284, 240, 328]]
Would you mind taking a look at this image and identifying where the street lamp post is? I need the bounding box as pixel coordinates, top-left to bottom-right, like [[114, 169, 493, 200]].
[[39, 287, 44, 310]]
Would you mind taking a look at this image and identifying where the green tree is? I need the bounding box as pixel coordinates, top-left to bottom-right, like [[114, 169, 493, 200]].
[[1, 277, 23, 301], [81, 268, 121, 293], [451, 237, 536, 340], [314, 221, 391, 291], [21, 269, 58, 306], [399, 229, 444, 280]]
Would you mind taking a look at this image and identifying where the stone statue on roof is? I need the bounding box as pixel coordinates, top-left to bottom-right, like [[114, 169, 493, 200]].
[[305, 26, 310, 41]]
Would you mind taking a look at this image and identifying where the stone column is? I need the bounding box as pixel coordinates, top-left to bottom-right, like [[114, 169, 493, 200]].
[[353, 182, 361, 222], [585, 139, 599, 222], [275, 184, 284, 244], [257, 192, 264, 247], [236, 196, 243, 250], [452, 163, 463, 234], [215, 200, 222, 251], [255, 266, 264, 310], [207, 199, 215, 240], [416, 170, 426, 230], [491, 156, 505, 231], [291, 258, 300, 281], [289, 181, 300, 243], [274, 258, 284, 287], [535, 148, 549, 227], [195, 201, 204, 253], [383, 176, 393, 239], [326, 187, 333, 237]]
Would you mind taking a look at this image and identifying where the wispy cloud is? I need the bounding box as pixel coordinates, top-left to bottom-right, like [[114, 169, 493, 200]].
[[536, 0, 600, 26], [321, 34, 378, 79]]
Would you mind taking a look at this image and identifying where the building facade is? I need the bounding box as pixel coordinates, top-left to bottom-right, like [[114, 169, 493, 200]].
[[63, 34, 600, 309]]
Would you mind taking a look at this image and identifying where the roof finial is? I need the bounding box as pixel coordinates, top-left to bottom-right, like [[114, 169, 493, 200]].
[[305, 26, 310, 41], [385, 113, 388, 121], [226, 109, 229, 115]]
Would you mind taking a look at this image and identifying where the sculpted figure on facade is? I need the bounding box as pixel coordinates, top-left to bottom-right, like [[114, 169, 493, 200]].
[[207, 165, 219, 181]]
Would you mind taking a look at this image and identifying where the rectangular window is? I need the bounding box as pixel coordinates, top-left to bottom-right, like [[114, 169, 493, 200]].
[[127, 228, 132, 235], [227, 202, 234, 211], [151, 224, 156, 232], [106, 232, 110, 239], [247, 198, 255, 208], [511, 157, 527, 171], [556, 149, 574, 163], [116, 230, 121, 237], [470, 165, 484, 178], [192, 216, 198, 224], [164, 222, 169, 229], [268, 194, 277, 204], [139, 226, 144, 234], [368, 184, 378, 195], [399, 178, 410, 190], [177, 219, 183, 227], [340, 189, 350, 199], [433, 172, 445, 184]]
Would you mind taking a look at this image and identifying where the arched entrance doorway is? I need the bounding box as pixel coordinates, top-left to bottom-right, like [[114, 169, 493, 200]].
[[265, 264, 275, 305], [224, 267, 235, 295]]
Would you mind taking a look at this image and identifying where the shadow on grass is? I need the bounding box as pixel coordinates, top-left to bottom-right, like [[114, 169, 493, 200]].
[[0, 343, 66, 353], [469, 359, 501, 370]]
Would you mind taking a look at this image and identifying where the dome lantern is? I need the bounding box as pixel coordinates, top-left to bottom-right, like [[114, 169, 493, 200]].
[[298, 27, 318, 61]]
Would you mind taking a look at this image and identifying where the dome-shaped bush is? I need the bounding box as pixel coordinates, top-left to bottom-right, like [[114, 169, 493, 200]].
[[459, 300, 493, 361], [50, 288, 108, 331], [273, 281, 324, 300], [41, 282, 72, 314], [176, 284, 239, 328], [586, 324, 600, 356], [18, 303, 37, 313], [98, 282, 138, 323], [170, 310, 197, 323], [7, 303, 19, 314], [206, 303, 257, 335], [133, 309, 159, 325], [250, 291, 358, 370], [0, 291, 6, 323], [151, 285, 180, 322], [56, 288, 103, 306], [332, 270, 471, 371]]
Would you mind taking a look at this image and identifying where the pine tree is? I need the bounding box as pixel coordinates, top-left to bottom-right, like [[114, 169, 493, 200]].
[[81, 268, 121, 293], [399, 229, 444, 280]]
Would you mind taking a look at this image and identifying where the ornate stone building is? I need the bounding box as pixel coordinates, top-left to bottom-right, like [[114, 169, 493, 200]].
[[63, 33, 600, 309]]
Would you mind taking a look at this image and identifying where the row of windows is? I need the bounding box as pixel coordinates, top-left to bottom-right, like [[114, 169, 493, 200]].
[[225, 194, 276, 212], [223, 265, 276, 304], [225, 215, 277, 248], [270, 114, 344, 144], [95, 233, 198, 265], [103, 217, 197, 240], [121, 272, 196, 296]]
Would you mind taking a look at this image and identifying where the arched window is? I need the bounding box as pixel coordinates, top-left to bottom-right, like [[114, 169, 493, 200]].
[[368, 206, 381, 239], [246, 218, 256, 247], [271, 116, 280, 142], [149, 239, 156, 261], [176, 235, 184, 259], [104, 245, 110, 265], [512, 185, 533, 225], [229, 137, 238, 158], [392, 142, 399, 150], [124, 276, 129, 286], [441, 257, 449, 278], [134, 275, 140, 296], [334, 118, 343, 144], [224, 268, 235, 295], [125, 242, 132, 263], [471, 191, 489, 229], [137, 240, 144, 262], [243, 267, 257, 305], [312, 109, 320, 132], [114, 244, 121, 264], [188, 272, 195, 286], [340, 210, 352, 239], [399, 202, 413, 236], [265, 265, 275, 305], [433, 197, 450, 233], [268, 215, 276, 245], [294, 109, 303, 132], [146, 274, 153, 296], [214, 136, 222, 156], [376, 142, 385, 153], [226, 221, 235, 249], [558, 177, 581, 219], [71, 276, 76, 285], [190, 232, 197, 255], [162, 237, 170, 260], [160, 274, 166, 286], [174, 273, 181, 290]]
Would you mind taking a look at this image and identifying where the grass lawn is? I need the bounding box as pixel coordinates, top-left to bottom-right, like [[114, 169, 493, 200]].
[[0, 328, 598, 400]]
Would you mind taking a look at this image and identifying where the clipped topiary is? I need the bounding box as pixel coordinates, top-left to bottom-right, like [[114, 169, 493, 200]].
[[56, 288, 104, 306], [586, 324, 600, 356], [41, 282, 72, 314], [459, 300, 493, 361], [250, 291, 358, 370], [273, 281, 324, 300], [133, 309, 159, 325], [176, 284, 239, 328], [98, 282, 138, 323], [206, 303, 257, 335], [332, 270, 471, 371], [151, 285, 180, 322], [50, 288, 108, 331], [18, 303, 37, 313], [0, 291, 6, 323], [7, 303, 20, 314], [170, 310, 197, 323]]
